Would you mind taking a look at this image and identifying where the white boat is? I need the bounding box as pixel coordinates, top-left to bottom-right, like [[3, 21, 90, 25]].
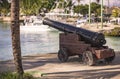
[[76, 19, 88, 27], [20, 16, 50, 32], [20, 24, 50, 32]]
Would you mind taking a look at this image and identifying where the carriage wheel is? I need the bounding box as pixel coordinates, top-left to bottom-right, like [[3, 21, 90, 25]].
[[82, 51, 95, 66], [78, 54, 83, 61], [58, 47, 68, 62], [105, 52, 115, 64]]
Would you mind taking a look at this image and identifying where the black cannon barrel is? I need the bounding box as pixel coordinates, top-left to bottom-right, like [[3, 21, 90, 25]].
[[43, 18, 106, 47]]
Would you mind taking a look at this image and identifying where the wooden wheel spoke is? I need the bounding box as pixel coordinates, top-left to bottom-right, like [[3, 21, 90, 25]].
[[58, 47, 68, 62], [82, 51, 95, 66]]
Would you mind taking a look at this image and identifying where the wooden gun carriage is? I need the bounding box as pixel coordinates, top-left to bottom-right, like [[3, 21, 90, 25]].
[[43, 18, 115, 66]]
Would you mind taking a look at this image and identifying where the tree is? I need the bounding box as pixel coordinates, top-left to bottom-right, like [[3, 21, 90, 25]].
[[11, 0, 24, 77], [39, 0, 55, 13], [74, 4, 88, 16], [20, 0, 42, 15], [112, 7, 120, 17], [90, 2, 101, 16], [20, 0, 55, 15], [66, 0, 74, 13]]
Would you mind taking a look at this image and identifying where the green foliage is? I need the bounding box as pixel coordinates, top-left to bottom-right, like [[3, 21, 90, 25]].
[[20, 0, 55, 15], [40, 0, 55, 12], [0, 72, 38, 79], [104, 27, 120, 36], [0, 0, 10, 16], [57, 0, 64, 8], [20, 0, 42, 15], [96, 8, 101, 16], [91, 2, 101, 16], [112, 8, 120, 17], [73, 2, 101, 16], [74, 4, 88, 16], [0, 0, 56, 15], [62, 0, 74, 13]]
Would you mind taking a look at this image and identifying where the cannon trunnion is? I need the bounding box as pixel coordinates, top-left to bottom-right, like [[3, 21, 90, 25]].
[[43, 18, 115, 65]]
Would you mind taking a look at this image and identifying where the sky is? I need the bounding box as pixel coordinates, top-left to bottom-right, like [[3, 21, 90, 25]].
[[73, 0, 120, 7]]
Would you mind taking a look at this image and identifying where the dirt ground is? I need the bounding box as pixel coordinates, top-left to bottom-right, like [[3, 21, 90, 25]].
[[0, 52, 120, 79]]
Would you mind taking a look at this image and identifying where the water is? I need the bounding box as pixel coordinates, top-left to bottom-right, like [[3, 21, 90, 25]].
[[0, 22, 120, 61], [105, 36, 120, 51], [0, 22, 59, 61]]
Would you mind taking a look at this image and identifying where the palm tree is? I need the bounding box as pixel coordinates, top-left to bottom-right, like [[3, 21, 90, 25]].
[[65, 0, 74, 13], [11, 0, 24, 77], [20, 0, 42, 15]]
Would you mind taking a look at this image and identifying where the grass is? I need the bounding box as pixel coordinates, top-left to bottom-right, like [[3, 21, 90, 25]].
[[0, 72, 39, 79]]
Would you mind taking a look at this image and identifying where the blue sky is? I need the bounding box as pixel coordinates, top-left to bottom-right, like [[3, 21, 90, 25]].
[[73, 0, 120, 7]]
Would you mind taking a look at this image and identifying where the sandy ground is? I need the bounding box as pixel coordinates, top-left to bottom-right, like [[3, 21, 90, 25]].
[[0, 52, 120, 79]]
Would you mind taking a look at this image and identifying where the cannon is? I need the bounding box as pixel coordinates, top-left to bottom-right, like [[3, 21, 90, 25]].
[[43, 18, 115, 66], [43, 18, 106, 47]]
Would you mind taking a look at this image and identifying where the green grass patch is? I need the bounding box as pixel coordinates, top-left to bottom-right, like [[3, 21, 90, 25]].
[[0, 72, 39, 79]]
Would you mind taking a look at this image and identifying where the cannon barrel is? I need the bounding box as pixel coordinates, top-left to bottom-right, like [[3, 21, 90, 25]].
[[43, 18, 106, 47]]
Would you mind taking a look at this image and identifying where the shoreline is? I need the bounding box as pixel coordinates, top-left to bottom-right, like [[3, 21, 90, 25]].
[[1, 16, 120, 36], [0, 16, 24, 22]]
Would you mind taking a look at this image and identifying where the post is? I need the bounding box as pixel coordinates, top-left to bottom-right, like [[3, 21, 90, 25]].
[[89, 0, 91, 24], [101, 0, 103, 28]]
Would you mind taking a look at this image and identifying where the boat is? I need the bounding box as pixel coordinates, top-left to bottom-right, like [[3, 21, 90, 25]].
[[20, 24, 50, 32], [20, 16, 50, 32], [76, 18, 88, 27]]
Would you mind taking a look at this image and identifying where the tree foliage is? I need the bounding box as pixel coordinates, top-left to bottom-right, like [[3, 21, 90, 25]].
[[112, 7, 120, 17], [0, 0, 56, 15], [66, 0, 75, 13], [39, 0, 55, 13], [20, 0, 55, 15], [55, 0, 74, 13], [20, 0, 42, 15], [73, 2, 101, 16], [0, 0, 10, 16], [74, 4, 88, 16], [91, 2, 101, 15]]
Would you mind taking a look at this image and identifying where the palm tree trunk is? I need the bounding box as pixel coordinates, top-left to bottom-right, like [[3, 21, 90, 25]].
[[11, 0, 24, 76]]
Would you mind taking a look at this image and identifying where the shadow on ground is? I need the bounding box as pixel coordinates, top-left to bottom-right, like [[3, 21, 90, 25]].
[[0, 53, 58, 72], [42, 67, 120, 79], [0, 52, 120, 79]]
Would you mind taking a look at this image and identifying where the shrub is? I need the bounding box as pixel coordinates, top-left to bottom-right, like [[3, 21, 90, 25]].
[[104, 27, 120, 36], [0, 72, 38, 79]]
